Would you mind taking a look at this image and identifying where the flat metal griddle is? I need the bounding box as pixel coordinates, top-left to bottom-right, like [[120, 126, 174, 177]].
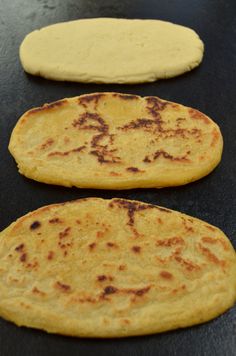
[[0, 0, 235, 355]]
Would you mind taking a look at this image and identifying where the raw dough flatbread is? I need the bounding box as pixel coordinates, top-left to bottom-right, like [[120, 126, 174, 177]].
[[9, 93, 223, 189], [20, 18, 204, 83], [0, 198, 235, 337]]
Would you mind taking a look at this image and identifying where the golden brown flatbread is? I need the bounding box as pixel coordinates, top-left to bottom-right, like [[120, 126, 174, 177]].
[[9, 93, 223, 189], [0, 198, 235, 337]]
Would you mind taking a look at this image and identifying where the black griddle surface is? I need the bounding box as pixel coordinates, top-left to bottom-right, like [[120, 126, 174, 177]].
[[0, 1, 236, 355]]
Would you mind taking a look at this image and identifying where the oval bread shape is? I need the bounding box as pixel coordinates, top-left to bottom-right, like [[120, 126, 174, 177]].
[[0, 198, 235, 337], [9, 93, 223, 189], [19, 18, 204, 83]]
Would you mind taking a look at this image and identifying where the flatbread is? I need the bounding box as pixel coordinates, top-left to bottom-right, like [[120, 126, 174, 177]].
[[19, 18, 204, 83], [9, 93, 223, 189], [0, 198, 235, 337]]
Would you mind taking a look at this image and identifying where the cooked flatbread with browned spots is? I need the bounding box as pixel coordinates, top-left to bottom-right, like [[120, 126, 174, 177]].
[[9, 93, 223, 189], [0, 198, 235, 337]]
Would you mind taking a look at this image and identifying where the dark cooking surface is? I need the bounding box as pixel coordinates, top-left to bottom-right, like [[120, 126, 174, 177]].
[[0, 0, 236, 355]]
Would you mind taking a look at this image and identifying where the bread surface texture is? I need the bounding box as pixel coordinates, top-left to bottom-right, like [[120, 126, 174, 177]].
[[20, 18, 204, 83], [0, 198, 235, 337], [9, 93, 223, 189]]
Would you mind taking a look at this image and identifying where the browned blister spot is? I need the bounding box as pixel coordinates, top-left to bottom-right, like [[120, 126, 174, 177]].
[[201, 237, 229, 251], [97, 275, 114, 282], [78, 93, 104, 108], [156, 207, 171, 213], [30, 221, 41, 230], [75, 296, 97, 304], [109, 199, 155, 226], [171, 103, 180, 109], [118, 264, 126, 271], [157, 218, 163, 224], [47, 251, 54, 260], [49, 217, 63, 224], [186, 226, 194, 233], [109, 171, 122, 176], [59, 227, 71, 239], [126, 167, 145, 173], [188, 108, 210, 124], [90, 132, 113, 147], [128, 286, 151, 297], [155, 256, 168, 264], [205, 225, 216, 232], [48, 145, 86, 157], [211, 128, 220, 147], [176, 117, 186, 123], [15, 243, 24, 252], [121, 319, 131, 325], [198, 243, 227, 265], [57, 243, 65, 250], [40, 138, 54, 150], [119, 117, 160, 130], [55, 281, 71, 292], [84, 297, 97, 303], [26, 260, 38, 270], [96, 231, 104, 238], [89, 242, 96, 250], [146, 97, 169, 116], [202, 237, 218, 244], [20, 253, 27, 262], [103, 285, 118, 295], [181, 217, 194, 233], [172, 284, 186, 294], [132, 245, 141, 253], [160, 271, 173, 279], [144, 149, 191, 164], [90, 135, 119, 163], [106, 242, 118, 248], [73, 112, 108, 132], [73, 112, 121, 164], [90, 149, 121, 164], [19, 117, 27, 125], [32, 287, 46, 296], [156, 236, 184, 247], [160, 127, 201, 140], [174, 256, 200, 271], [46, 100, 68, 109], [9, 277, 18, 282], [113, 93, 139, 100], [58, 241, 72, 249]]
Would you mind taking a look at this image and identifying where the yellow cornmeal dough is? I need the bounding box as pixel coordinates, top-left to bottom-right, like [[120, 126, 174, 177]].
[[0, 198, 235, 337], [20, 18, 204, 83]]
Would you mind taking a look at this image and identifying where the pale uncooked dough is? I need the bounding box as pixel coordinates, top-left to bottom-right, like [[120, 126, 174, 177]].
[[20, 18, 204, 83]]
